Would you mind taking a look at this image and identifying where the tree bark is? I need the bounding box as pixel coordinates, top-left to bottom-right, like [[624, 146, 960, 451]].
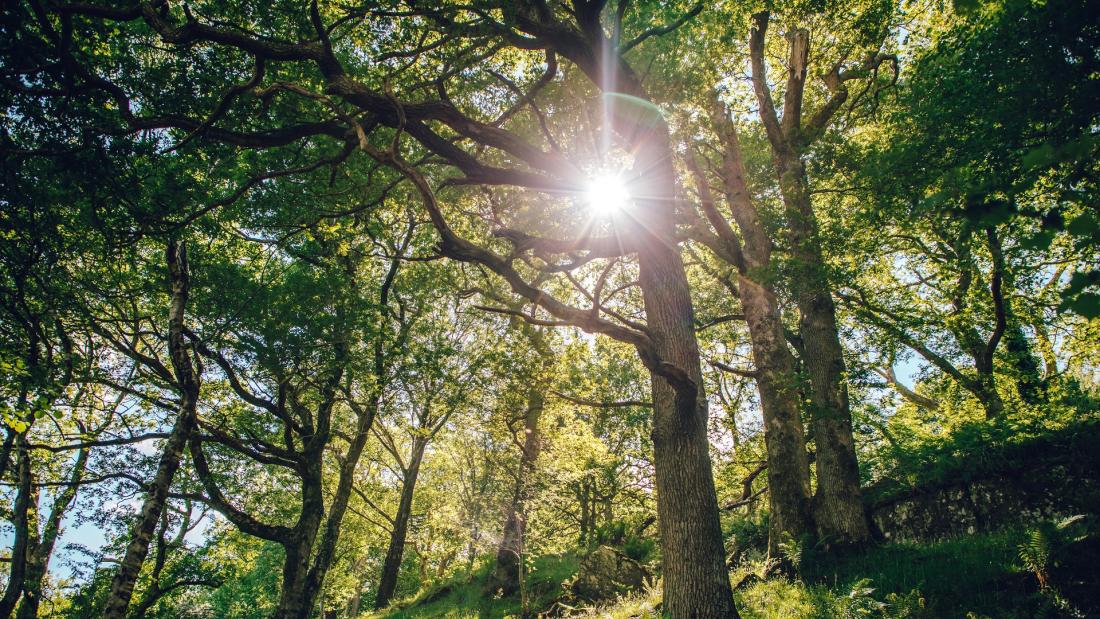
[[705, 108, 814, 553], [632, 126, 738, 618], [748, 16, 869, 548], [374, 439, 426, 609], [104, 241, 201, 619], [16, 444, 89, 619], [778, 157, 870, 548], [274, 455, 325, 619]]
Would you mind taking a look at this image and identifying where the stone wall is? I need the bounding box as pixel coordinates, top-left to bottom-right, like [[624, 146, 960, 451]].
[[868, 459, 1100, 542]]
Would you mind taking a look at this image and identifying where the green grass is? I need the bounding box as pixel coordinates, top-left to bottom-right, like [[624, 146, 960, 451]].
[[729, 528, 1066, 619], [365, 553, 579, 618], [799, 528, 1029, 617], [368, 528, 1092, 618]]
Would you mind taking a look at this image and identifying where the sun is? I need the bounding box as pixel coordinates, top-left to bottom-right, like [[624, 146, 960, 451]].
[[585, 174, 631, 216]]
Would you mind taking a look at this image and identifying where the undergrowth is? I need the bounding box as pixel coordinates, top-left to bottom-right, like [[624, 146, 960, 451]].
[[369, 525, 1097, 618], [365, 554, 579, 619]]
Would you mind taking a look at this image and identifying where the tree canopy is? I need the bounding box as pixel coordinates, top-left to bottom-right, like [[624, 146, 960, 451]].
[[1, 0, 1097, 617]]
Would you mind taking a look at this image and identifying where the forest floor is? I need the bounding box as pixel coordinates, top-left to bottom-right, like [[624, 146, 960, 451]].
[[367, 525, 1100, 618]]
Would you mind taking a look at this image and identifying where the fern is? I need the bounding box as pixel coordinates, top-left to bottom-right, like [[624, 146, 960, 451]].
[[1017, 514, 1088, 590]]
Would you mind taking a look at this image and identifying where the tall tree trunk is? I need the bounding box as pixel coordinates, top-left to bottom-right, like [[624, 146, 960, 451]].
[[374, 439, 426, 610], [16, 445, 90, 619], [487, 385, 545, 596], [705, 108, 814, 552], [391, 38, 737, 615], [104, 241, 200, 619], [634, 132, 738, 617], [301, 243, 403, 611], [739, 277, 814, 551], [0, 436, 34, 617], [746, 13, 869, 548], [778, 155, 870, 548], [275, 537, 315, 619]]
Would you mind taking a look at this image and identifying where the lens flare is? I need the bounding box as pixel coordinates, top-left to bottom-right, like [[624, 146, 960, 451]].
[[585, 174, 631, 216]]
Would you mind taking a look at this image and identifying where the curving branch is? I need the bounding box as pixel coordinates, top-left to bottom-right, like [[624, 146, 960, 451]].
[[620, 1, 705, 53]]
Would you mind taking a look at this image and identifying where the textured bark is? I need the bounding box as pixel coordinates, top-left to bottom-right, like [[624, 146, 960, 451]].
[[739, 278, 815, 550], [298, 391, 379, 609], [104, 241, 201, 619], [273, 453, 326, 619], [748, 16, 869, 548], [374, 439, 426, 610], [634, 129, 737, 617], [778, 157, 870, 548], [705, 107, 813, 552]]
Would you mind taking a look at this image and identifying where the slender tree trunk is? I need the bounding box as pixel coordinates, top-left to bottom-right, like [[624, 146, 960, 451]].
[[0, 436, 34, 617], [374, 440, 426, 610], [16, 445, 89, 619], [739, 277, 814, 551], [488, 385, 545, 596], [706, 109, 813, 553], [104, 241, 200, 619], [300, 392, 380, 608], [301, 245, 400, 610]]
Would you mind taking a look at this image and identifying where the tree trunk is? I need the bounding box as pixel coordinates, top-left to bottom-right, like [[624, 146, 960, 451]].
[[300, 391, 381, 609], [744, 13, 868, 549], [273, 448, 327, 619], [17, 445, 89, 619], [104, 241, 200, 619], [707, 109, 813, 553], [777, 157, 870, 548], [634, 130, 738, 617], [374, 439, 427, 610], [973, 369, 1005, 420], [738, 277, 814, 552], [487, 385, 545, 596], [275, 538, 314, 619], [0, 436, 34, 617]]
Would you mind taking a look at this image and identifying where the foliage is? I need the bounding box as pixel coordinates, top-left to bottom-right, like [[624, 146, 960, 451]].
[[1017, 515, 1089, 591], [0, 0, 1097, 616]]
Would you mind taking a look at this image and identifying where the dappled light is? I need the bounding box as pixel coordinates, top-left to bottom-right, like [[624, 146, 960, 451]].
[[1, 0, 1097, 618]]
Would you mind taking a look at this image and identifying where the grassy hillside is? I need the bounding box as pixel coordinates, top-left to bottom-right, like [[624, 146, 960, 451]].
[[370, 524, 1098, 618]]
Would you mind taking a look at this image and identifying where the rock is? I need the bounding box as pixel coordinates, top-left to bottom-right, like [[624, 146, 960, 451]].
[[568, 545, 649, 602], [869, 455, 1100, 543]]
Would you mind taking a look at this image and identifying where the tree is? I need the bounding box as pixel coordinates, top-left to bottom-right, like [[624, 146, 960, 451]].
[[373, 295, 490, 609]]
